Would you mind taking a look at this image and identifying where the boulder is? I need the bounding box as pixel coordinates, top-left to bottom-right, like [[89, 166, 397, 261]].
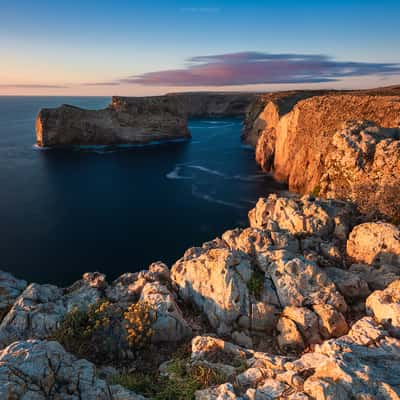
[[349, 263, 400, 290], [281, 306, 322, 346], [171, 246, 279, 335], [325, 267, 371, 299], [139, 282, 191, 342], [268, 250, 347, 313], [0, 339, 146, 399], [347, 222, 400, 266], [0, 275, 103, 348], [248, 194, 353, 241], [277, 316, 305, 353], [313, 303, 349, 339], [286, 316, 400, 398], [366, 279, 400, 338]]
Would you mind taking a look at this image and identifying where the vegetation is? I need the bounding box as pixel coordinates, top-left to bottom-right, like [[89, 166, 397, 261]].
[[111, 355, 227, 400], [310, 184, 321, 197], [247, 269, 265, 300], [53, 299, 155, 364]]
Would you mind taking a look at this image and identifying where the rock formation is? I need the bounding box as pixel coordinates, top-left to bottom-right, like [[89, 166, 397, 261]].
[[36, 92, 256, 147], [0, 192, 400, 398], [243, 86, 400, 220]]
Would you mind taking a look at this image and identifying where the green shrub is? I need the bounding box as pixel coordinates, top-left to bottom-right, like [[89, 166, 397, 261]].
[[247, 269, 265, 300], [53, 299, 155, 364]]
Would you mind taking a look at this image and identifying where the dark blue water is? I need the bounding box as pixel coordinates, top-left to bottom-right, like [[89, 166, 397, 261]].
[[0, 96, 286, 285]]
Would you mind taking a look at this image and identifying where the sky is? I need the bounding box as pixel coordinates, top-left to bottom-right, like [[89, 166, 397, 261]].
[[1, 0, 400, 96]]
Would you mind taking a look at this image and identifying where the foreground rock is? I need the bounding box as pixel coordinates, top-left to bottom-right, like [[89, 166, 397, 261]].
[[192, 313, 400, 399], [36, 93, 256, 147], [0, 266, 190, 349], [1, 192, 400, 398], [0, 339, 145, 399]]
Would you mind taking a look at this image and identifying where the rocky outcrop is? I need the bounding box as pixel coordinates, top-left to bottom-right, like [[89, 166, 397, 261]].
[[319, 120, 400, 219], [0, 266, 190, 349], [191, 313, 400, 399], [245, 87, 400, 220], [1, 193, 400, 398], [0, 339, 145, 399], [36, 92, 256, 147]]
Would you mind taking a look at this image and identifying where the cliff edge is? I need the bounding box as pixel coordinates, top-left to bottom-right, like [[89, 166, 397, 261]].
[[244, 86, 400, 220]]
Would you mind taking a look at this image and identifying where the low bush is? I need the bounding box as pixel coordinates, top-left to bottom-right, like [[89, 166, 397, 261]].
[[53, 299, 155, 364]]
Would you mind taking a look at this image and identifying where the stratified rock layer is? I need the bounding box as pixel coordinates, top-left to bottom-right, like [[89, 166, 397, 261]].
[[36, 93, 256, 146]]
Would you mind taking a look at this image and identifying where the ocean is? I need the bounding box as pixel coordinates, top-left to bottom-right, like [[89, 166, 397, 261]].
[[0, 96, 286, 285]]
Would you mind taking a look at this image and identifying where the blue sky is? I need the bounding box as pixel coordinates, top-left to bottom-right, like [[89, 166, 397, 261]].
[[1, 0, 399, 95]]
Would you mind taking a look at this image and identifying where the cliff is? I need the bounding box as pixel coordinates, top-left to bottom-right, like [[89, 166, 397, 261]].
[[245, 86, 400, 220], [36, 92, 257, 147]]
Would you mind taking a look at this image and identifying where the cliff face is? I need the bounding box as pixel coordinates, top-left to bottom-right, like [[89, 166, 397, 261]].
[[247, 87, 400, 219], [36, 93, 257, 147]]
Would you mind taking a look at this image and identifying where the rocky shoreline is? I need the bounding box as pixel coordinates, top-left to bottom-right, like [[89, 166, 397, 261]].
[[0, 193, 399, 399]]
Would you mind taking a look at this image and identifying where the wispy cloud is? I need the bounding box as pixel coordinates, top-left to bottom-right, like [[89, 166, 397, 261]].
[[119, 52, 400, 86], [0, 84, 69, 89]]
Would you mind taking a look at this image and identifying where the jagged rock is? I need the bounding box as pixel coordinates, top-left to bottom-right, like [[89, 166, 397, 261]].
[[245, 379, 288, 399], [148, 261, 170, 281], [325, 267, 371, 299], [277, 316, 305, 353], [222, 226, 298, 259], [366, 280, 400, 338], [191, 336, 252, 364], [281, 306, 322, 346], [0, 274, 102, 348], [347, 222, 400, 266], [106, 272, 141, 303], [313, 304, 349, 339], [82, 271, 107, 288], [0, 339, 145, 399], [248, 194, 353, 241], [171, 246, 279, 335], [171, 247, 251, 334], [349, 263, 400, 290], [268, 250, 347, 313], [195, 383, 240, 400], [0, 270, 27, 320], [140, 282, 191, 342], [319, 120, 400, 219], [286, 316, 400, 398], [237, 367, 266, 387]]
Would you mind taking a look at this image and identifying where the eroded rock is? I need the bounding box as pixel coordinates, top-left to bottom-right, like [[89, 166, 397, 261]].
[[0, 339, 146, 399], [347, 222, 400, 267]]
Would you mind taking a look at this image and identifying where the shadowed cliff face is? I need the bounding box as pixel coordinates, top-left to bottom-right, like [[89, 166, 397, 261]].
[[36, 93, 257, 147]]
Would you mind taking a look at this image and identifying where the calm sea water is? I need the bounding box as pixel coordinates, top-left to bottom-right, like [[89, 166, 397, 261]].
[[0, 96, 286, 285]]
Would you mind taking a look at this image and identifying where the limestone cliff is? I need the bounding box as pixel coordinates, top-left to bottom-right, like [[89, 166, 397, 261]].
[[36, 92, 257, 147], [245, 86, 400, 220]]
